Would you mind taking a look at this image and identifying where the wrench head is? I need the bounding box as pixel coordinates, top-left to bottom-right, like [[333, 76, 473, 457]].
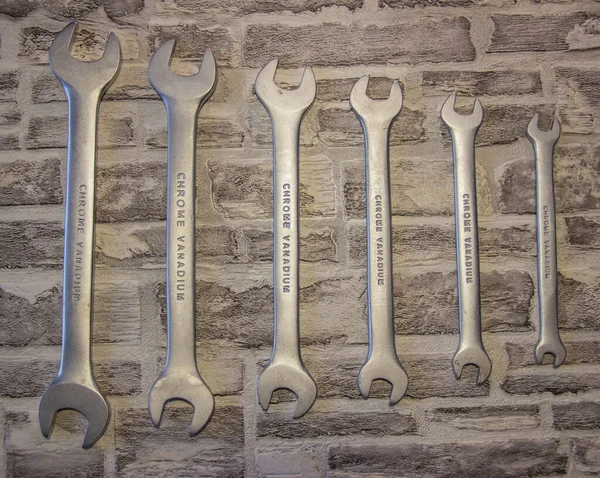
[[148, 40, 216, 103], [535, 338, 567, 367], [148, 371, 214, 436], [38, 382, 109, 449], [440, 92, 484, 132], [453, 345, 492, 385], [358, 356, 408, 406], [527, 114, 561, 145], [349, 75, 403, 125], [254, 59, 316, 117], [257, 361, 317, 418], [49, 22, 121, 92]]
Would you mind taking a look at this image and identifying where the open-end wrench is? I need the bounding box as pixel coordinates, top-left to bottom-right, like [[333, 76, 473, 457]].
[[441, 92, 492, 385], [350, 76, 408, 405], [527, 114, 566, 367], [38, 22, 120, 449], [147, 40, 216, 435], [255, 59, 317, 418]]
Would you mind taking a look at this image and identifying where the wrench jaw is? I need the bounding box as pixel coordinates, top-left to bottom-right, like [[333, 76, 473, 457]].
[[49, 22, 121, 93], [535, 339, 567, 368], [255, 59, 316, 117], [527, 114, 561, 145], [38, 382, 109, 449], [148, 371, 215, 436], [349, 75, 403, 125], [257, 361, 317, 419], [358, 357, 408, 406], [452, 345, 492, 385], [440, 92, 484, 132], [148, 41, 217, 103]]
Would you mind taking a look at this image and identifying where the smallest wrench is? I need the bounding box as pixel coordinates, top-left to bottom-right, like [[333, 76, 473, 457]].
[[441, 92, 492, 385], [527, 114, 566, 367]]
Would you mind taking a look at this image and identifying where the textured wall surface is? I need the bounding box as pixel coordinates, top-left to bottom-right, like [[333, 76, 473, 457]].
[[0, 0, 599, 476]]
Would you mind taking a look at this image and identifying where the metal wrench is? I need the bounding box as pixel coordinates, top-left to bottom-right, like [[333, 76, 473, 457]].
[[527, 114, 566, 367], [255, 59, 317, 418], [38, 22, 120, 449], [350, 75, 408, 405], [441, 92, 492, 384], [147, 40, 216, 435]]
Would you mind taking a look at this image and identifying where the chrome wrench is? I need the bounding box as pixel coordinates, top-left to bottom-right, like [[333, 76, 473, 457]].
[[441, 92, 492, 384], [350, 75, 408, 405], [527, 114, 566, 367], [255, 59, 317, 418], [39, 22, 120, 448], [147, 40, 216, 435]]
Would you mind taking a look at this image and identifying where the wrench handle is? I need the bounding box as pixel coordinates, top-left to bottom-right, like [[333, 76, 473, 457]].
[[59, 90, 102, 382], [451, 131, 483, 347], [272, 116, 303, 362], [535, 142, 559, 338], [165, 101, 201, 370], [365, 126, 396, 355]]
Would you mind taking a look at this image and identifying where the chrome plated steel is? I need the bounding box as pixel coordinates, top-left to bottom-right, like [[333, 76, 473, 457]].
[[527, 114, 566, 367], [147, 40, 216, 435], [350, 75, 408, 405], [38, 22, 121, 449], [440, 92, 492, 385], [255, 59, 317, 418]]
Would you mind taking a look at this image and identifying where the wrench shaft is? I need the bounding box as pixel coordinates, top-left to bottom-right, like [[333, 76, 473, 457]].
[[366, 127, 395, 354], [60, 90, 102, 382], [535, 143, 559, 337], [451, 132, 483, 347], [165, 102, 200, 370], [273, 118, 302, 361]]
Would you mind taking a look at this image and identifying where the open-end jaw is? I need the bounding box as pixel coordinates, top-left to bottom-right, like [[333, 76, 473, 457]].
[[358, 356, 409, 406], [39, 382, 109, 449], [255, 59, 316, 116], [148, 371, 215, 436], [527, 113, 561, 145], [453, 346, 493, 385], [148, 40, 216, 103], [350, 75, 403, 125], [257, 361, 318, 419], [49, 22, 121, 92], [535, 340, 566, 368], [440, 92, 484, 132]]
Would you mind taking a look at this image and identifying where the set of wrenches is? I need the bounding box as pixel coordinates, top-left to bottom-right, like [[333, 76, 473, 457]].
[[39, 23, 567, 448]]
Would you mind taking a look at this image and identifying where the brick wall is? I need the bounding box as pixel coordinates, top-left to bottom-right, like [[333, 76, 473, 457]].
[[0, 0, 599, 476]]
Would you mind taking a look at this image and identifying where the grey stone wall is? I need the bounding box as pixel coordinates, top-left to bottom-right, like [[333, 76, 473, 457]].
[[0, 0, 599, 476]]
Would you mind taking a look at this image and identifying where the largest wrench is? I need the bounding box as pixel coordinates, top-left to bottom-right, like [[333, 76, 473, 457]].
[[255, 59, 317, 418], [147, 41, 216, 435], [441, 93, 492, 384], [350, 76, 408, 405], [39, 22, 121, 448]]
